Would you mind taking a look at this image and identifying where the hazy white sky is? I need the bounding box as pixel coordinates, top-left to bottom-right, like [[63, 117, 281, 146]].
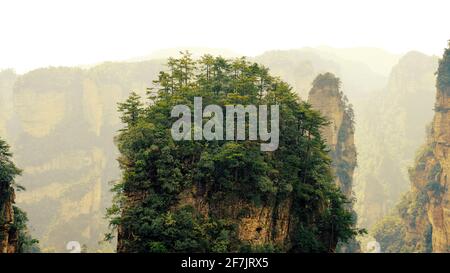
[[1, 0, 449, 73]]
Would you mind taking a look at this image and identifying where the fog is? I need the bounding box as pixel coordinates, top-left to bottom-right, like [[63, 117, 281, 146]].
[[1, 0, 449, 72]]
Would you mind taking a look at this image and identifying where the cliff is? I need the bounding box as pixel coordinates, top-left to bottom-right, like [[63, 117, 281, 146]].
[[117, 188, 294, 252], [0, 72, 18, 252], [354, 52, 438, 229], [0, 182, 18, 253], [0, 48, 392, 252], [373, 43, 450, 253], [308, 73, 359, 252], [113, 55, 358, 253], [0, 138, 21, 253], [4, 62, 163, 252], [308, 73, 357, 200], [254, 48, 393, 100], [405, 45, 450, 252]]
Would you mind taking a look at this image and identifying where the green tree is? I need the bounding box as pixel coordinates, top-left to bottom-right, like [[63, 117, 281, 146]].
[[107, 54, 359, 253], [0, 137, 39, 253], [437, 40, 450, 91], [117, 91, 143, 127]]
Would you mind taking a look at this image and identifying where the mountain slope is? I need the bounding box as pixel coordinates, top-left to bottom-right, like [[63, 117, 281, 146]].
[[373, 43, 450, 252], [354, 52, 438, 228]]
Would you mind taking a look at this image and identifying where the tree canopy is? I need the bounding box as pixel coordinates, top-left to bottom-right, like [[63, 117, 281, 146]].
[[107, 52, 359, 253], [0, 137, 39, 253]]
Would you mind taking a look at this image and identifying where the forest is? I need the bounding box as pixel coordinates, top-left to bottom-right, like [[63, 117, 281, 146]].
[[106, 53, 361, 252], [0, 42, 449, 253]]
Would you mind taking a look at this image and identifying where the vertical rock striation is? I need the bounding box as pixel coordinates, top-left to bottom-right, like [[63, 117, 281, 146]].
[[308, 73, 357, 200], [308, 73, 359, 252], [407, 44, 450, 252], [379, 43, 450, 252], [0, 185, 18, 253]]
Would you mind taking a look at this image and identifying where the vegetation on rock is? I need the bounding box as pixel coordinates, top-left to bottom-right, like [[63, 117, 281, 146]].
[[0, 137, 39, 253], [107, 53, 361, 253]]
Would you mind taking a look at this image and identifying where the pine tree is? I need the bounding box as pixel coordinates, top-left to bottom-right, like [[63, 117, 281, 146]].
[[108, 55, 360, 253], [117, 91, 143, 127], [437, 40, 450, 92]]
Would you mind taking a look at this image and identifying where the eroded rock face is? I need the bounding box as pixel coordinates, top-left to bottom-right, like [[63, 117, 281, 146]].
[[354, 52, 438, 229], [399, 47, 450, 252], [6, 63, 162, 252], [117, 183, 296, 252], [422, 87, 449, 252], [308, 73, 357, 199], [0, 187, 18, 253], [307, 73, 358, 252], [180, 186, 293, 247]]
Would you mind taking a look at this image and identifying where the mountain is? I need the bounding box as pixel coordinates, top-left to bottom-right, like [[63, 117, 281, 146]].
[[314, 46, 400, 76], [3, 61, 164, 252], [308, 73, 359, 252], [113, 54, 359, 253], [0, 47, 408, 252], [254, 48, 393, 101], [308, 73, 356, 200], [354, 52, 439, 229], [1, 137, 38, 253], [372, 43, 450, 252]]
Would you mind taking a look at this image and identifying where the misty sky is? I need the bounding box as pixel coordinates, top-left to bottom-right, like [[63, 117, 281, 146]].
[[1, 0, 449, 73]]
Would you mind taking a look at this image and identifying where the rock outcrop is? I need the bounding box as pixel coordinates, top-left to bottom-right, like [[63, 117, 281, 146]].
[[354, 52, 438, 229], [0, 137, 21, 253], [114, 56, 357, 253], [308, 73, 359, 252], [117, 189, 294, 252], [3, 62, 163, 252], [406, 45, 450, 252], [0, 185, 18, 253], [308, 73, 357, 200], [381, 43, 450, 252], [0, 48, 401, 252]]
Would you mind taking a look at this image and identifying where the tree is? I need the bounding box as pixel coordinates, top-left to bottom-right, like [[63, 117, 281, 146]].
[[117, 91, 143, 127], [0, 137, 39, 253], [436, 40, 450, 92], [108, 54, 359, 253]]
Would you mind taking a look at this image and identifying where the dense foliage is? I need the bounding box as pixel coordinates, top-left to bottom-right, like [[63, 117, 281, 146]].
[[107, 52, 360, 253], [0, 138, 22, 206], [12, 206, 40, 253], [0, 137, 39, 253], [372, 144, 436, 253], [437, 41, 450, 92], [372, 191, 432, 253]]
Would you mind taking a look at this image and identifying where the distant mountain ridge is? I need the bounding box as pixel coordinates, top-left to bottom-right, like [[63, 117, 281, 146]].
[[2, 46, 439, 252]]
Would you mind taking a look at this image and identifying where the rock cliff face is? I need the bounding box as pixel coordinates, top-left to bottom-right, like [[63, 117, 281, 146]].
[[0, 48, 402, 252], [308, 73, 359, 252], [428, 83, 450, 252], [378, 44, 450, 253], [354, 52, 438, 229], [117, 189, 294, 252], [0, 185, 18, 253], [308, 73, 357, 199], [254, 48, 394, 100], [2, 62, 163, 252], [0, 137, 23, 253], [114, 56, 358, 253], [401, 46, 450, 252], [180, 190, 294, 248]]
